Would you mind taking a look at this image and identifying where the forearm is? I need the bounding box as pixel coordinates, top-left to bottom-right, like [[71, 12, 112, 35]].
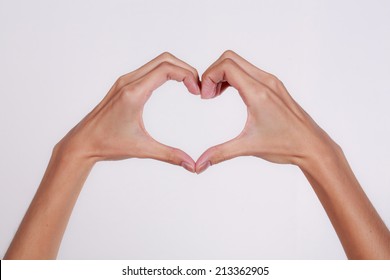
[[4, 145, 95, 259], [299, 142, 390, 259]]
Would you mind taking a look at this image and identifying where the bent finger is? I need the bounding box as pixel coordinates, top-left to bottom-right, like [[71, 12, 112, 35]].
[[116, 52, 200, 93], [201, 58, 258, 104], [139, 61, 201, 98], [195, 137, 247, 174], [140, 138, 196, 173], [211, 51, 303, 111], [208, 50, 282, 91]]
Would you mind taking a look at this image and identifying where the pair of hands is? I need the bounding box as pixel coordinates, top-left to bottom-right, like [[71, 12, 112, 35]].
[[6, 50, 390, 260], [58, 51, 334, 173]]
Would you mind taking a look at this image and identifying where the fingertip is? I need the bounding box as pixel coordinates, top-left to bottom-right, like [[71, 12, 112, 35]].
[[195, 150, 214, 174], [201, 94, 213, 100], [200, 80, 216, 99], [179, 150, 196, 167], [196, 160, 211, 174], [146, 138, 196, 171], [195, 139, 241, 173], [184, 76, 201, 95], [181, 161, 196, 173]]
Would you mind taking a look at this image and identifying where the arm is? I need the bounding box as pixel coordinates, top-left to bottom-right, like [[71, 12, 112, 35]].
[[299, 146, 390, 259], [196, 50, 390, 259], [4, 52, 199, 259]]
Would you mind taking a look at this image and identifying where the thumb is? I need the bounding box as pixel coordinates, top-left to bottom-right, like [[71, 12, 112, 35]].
[[195, 137, 246, 174], [140, 137, 196, 173]]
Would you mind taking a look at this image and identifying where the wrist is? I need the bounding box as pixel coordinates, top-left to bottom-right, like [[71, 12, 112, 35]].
[[52, 139, 97, 172], [296, 136, 344, 174], [36, 141, 97, 195]]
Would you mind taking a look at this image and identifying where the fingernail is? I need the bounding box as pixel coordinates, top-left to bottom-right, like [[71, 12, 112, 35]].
[[181, 161, 195, 173], [201, 93, 214, 99], [201, 84, 216, 99], [195, 84, 201, 95], [197, 161, 211, 174]]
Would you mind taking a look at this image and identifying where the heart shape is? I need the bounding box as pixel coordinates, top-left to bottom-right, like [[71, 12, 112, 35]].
[[136, 52, 254, 174], [143, 82, 247, 165], [134, 50, 306, 174], [76, 51, 304, 175]]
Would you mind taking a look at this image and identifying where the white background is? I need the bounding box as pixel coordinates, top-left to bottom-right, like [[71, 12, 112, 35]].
[[3, 260, 390, 280], [0, 0, 389, 259]]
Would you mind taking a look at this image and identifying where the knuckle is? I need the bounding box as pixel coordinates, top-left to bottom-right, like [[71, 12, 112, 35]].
[[119, 83, 142, 104], [115, 74, 129, 89], [157, 61, 174, 71], [246, 80, 261, 93], [264, 74, 282, 88], [256, 87, 271, 102], [159, 52, 175, 62], [221, 49, 236, 59], [247, 82, 270, 103], [119, 86, 133, 101], [184, 68, 194, 79], [221, 57, 236, 68], [190, 66, 199, 78]]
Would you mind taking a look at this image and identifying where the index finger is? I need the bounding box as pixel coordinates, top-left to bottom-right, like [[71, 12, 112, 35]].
[[137, 61, 201, 99], [201, 58, 258, 104], [116, 52, 200, 91]]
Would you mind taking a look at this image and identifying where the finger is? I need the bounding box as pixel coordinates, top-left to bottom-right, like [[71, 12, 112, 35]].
[[140, 137, 196, 173], [116, 52, 200, 94], [195, 136, 247, 174], [214, 81, 230, 97], [93, 53, 200, 118], [208, 50, 279, 91], [201, 58, 258, 103], [211, 50, 301, 110], [138, 61, 200, 97]]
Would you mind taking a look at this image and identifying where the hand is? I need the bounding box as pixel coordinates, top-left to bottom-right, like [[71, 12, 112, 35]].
[[196, 50, 337, 173], [57, 52, 199, 172], [195, 51, 390, 259]]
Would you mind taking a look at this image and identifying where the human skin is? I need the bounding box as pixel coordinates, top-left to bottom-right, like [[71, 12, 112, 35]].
[[4, 51, 390, 259], [196, 50, 390, 259], [4, 52, 199, 259]]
